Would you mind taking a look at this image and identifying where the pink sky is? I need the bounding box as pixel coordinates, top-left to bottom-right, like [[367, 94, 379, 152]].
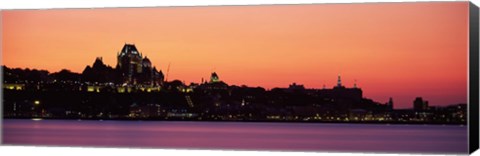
[[2, 2, 469, 108]]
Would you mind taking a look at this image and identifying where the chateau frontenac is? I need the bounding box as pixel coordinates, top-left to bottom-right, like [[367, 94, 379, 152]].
[[82, 44, 164, 85]]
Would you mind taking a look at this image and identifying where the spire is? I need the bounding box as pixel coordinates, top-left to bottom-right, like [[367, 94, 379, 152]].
[[388, 97, 394, 110], [353, 79, 357, 88], [337, 74, 342, 87]]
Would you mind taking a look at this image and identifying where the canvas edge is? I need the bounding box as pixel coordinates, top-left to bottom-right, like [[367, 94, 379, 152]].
[[469, 1, 480, 154]]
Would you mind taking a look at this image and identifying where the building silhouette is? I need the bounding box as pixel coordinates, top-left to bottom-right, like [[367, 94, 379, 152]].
[[413, 97, 429, 111], [386, 97, 394, 110], [2, 64, 468, 124], [81, 44, 164, 85], [82, 57, 117, 83], [116, 44, 164, 85], [210, 72, 220, 83], [288, 83, 305, 90], [317, 75, 363, 102]]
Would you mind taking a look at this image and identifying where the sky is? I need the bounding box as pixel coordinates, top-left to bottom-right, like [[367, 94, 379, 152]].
[[1, 2, 469, 108]]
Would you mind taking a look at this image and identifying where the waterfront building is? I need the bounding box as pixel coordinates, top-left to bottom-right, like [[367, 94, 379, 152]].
[[413, 97, 429, 111]]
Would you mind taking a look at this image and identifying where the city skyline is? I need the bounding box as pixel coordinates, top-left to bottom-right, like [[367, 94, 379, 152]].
[[2, 2, 469, 108]]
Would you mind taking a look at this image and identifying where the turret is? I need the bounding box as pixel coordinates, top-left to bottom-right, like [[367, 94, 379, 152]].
[[210, 72, 220, 83]]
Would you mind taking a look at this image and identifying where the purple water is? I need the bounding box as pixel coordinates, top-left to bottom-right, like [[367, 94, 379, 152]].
[[2, 119, 468, 154]]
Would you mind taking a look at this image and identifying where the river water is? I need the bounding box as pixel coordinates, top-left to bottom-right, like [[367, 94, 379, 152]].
[[2, 119, 468, 154]]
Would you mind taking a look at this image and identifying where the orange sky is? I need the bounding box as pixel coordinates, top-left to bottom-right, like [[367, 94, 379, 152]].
[[1, 2, 469, 108]]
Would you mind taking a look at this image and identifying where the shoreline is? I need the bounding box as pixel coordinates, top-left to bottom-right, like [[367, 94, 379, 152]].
[[3, 117, 467, 126]]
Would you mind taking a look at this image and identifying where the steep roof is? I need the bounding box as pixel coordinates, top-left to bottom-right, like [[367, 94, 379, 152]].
[[143, 56, 151, 63], [119, 44, 141, 57]]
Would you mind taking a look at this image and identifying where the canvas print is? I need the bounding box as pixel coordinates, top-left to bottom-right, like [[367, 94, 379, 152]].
[[1, 1, 477, 154]]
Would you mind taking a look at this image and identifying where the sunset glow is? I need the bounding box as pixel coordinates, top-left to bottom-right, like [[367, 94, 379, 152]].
[[1, 2, 469, 108]]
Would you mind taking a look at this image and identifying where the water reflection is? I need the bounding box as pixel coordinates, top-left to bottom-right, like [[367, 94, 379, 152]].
[[2, 119, 468, 154]]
